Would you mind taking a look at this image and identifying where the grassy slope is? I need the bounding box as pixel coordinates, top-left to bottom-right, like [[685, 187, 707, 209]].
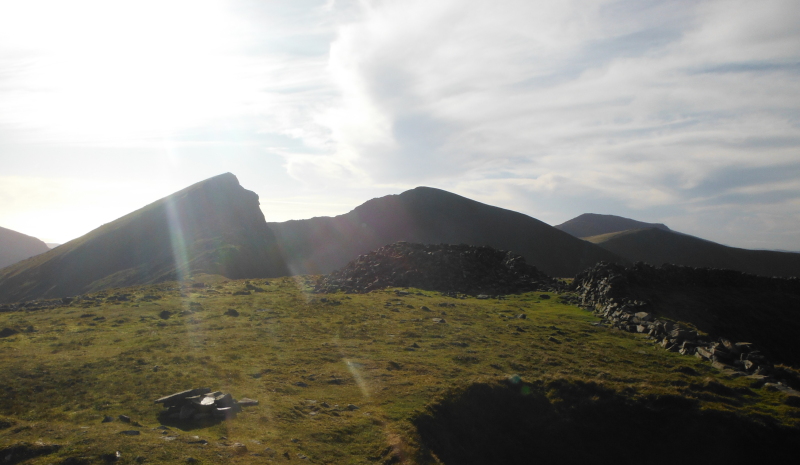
[[1, 280, 798, 464], [586, 228, 800, 278]]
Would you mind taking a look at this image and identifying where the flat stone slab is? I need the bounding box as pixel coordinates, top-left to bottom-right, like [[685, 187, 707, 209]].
[[154, 387, 211, 405]]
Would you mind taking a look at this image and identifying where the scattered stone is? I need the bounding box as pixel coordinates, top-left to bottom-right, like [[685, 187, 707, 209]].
[[421, 306, 431, 312], [118, 415, 131, 423], [295, 382, 309, 388], [224, 308, 239, 317], [238, 398, 259, 407], [102, 416, 114, 423], [547, 336, 561, 344], [231, 443, 248, 455], [346, 404, 359, 411], [0, 327, 18, 338], [431, 318, 446, 324], [120, 430, 140, 436], [158, 310, 172, 320]]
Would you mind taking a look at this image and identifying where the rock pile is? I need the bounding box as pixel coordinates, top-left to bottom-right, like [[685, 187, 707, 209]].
[[572, 262, 800, 388], [155, 388, 257, 424], [314, 242, 562, 295]]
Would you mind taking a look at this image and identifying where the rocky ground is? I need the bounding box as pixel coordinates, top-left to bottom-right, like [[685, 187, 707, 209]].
[[314, 242, 563, 295]]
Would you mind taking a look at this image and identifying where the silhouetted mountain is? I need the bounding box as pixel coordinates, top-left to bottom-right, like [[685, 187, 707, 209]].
[[586, 228, 800, 278], [0, 173, 288, 303], [555, 213, 670, 238], [269, 187, 624, 278], [0, 226, 50, 269]]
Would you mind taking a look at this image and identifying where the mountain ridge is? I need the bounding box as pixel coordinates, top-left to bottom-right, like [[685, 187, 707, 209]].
[[268, 186, 625, 278], [0, 173, 288, 303], [0, 226, 50, 270]]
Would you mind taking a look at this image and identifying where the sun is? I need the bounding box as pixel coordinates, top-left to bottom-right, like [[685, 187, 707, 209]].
[[0, 0, 257, 144]]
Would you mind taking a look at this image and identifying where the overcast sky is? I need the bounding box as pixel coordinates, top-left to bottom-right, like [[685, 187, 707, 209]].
[[0, 0, 798, 250]]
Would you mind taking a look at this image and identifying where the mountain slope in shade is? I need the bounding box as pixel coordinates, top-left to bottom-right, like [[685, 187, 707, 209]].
[[555, 213, 670, 238], [588, 227, 800, 278], [0, 226, 50, 269], [268, 187, 624, 278], [0, 173, 288, 303]]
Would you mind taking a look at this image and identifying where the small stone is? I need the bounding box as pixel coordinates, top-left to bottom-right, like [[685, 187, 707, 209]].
[[548, 336, 561, 344], [238, 398, 259, 407], [346, 404, 359, 411], [118, 415, 131, 423], [431, 318, 446, 324], [120, 430, 140, 435], [159, 310, 172, 320], [0, 328, 18, 338], [102, 416, 114, 423], [231, 443, 248, 455], [224, 308, 240, 317], [295, 382, 309, 388]]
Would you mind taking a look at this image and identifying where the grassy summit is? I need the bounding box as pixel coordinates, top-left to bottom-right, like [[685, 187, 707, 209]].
[[1, 278, 798, 463]]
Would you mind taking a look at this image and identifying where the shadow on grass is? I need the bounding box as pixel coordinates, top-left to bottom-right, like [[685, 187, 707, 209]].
[[413, 378, 800, 465], [156, 411, 230, 431]]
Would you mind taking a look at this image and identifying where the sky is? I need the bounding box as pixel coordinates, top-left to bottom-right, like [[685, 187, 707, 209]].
[[0, 0, 798, 251]]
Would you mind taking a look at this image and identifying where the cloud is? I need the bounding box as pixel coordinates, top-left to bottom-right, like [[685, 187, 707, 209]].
[[269, 0, 800, 248]]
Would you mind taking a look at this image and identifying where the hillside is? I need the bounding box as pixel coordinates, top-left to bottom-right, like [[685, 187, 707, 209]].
[[587, 227, 800, 278], [269, 187, 623, 278], [0, 226, 50, 269], [0, 173, 288, 303], [554, 213, 670, 238], [0, 278, 798, 463]]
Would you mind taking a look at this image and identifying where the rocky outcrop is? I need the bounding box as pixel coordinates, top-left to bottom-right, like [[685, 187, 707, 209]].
[[572, 262, 800, 387], [315, 242, 563, 295]]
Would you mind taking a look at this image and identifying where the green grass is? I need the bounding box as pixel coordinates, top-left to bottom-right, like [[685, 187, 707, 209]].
[[1, 278, 798, 464]]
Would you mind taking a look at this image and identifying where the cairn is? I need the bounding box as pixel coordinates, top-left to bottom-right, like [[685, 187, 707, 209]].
[[155, 388, 257, 424]]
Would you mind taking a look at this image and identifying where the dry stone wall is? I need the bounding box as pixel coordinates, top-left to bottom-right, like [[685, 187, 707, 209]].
[[572, 262, 800, 394]]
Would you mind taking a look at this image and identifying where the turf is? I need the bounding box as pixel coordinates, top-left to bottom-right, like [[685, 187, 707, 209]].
[[1, 277, 798, 464]]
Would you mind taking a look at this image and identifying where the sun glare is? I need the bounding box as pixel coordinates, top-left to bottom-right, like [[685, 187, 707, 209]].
[[0, 0, 257, 144]]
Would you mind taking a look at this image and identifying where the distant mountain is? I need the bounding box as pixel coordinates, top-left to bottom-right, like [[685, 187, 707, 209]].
[[46, 243, 61, 249], [0, 173, 288, 303], [0, 226, 50, 269], [586, 227, 800, 278], [555, 213, 670, 238], [269, 187, 624, 278]]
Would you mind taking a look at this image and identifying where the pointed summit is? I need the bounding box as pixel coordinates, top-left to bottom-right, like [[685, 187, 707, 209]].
[[0, 173, 288, 303]]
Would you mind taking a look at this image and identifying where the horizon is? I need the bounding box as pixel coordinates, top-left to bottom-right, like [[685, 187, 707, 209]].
[[1, 1, 798, 250]]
